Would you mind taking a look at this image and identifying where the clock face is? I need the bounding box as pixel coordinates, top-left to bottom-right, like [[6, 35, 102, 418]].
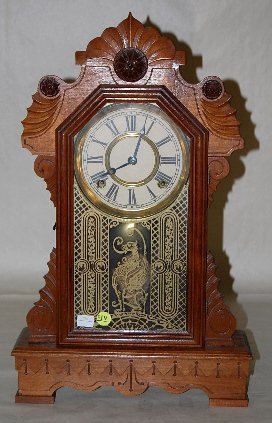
[[74, 103, 189, 218]]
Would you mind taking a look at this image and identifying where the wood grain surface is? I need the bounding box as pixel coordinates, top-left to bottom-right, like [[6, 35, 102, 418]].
[[13, 13, 251, 406]]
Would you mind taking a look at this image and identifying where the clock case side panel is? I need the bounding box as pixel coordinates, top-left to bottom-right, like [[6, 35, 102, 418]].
[[56, 85, 208, 350]]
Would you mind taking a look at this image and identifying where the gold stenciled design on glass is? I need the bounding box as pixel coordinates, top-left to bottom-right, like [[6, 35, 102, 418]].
[[112, 224, 150, 313], [74, 179, 189, 332], [158, 213, 180, 319], [86, 215, 96, 313], [75, 211, 105, 317]]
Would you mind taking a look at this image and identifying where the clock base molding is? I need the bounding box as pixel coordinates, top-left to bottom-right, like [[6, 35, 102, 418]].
[[12, 328, 251, 407]]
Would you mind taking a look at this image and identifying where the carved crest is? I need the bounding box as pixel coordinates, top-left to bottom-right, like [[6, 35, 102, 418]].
[[76, 12, 185, 67]]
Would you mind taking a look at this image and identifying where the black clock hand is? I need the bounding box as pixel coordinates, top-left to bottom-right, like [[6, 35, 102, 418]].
[[132, 131, 144, 160], [113, 162, 130, 172], [102, 161, 130, 177], [132, 115, 148, 159], [131, 116, 153, 164]]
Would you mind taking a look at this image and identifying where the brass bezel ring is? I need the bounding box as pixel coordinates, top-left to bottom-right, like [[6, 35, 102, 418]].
[[104, 132, 160, 187]]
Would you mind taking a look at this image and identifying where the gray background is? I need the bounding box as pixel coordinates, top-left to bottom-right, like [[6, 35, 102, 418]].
[[0, 0, 271, 421]]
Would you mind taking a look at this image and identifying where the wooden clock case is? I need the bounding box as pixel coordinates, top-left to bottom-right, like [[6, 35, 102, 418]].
[[12, 13, 252, 406], [58, 84, 208, 349]]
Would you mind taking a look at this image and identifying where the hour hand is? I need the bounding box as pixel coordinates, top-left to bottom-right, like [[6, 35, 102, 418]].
[[114, 161, 130, 172], [95, 161, 129, 188], [104, 161, 130, 177]]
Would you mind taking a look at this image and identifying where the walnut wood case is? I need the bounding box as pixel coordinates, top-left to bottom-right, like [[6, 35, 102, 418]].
[[12, 13, 252, 406]]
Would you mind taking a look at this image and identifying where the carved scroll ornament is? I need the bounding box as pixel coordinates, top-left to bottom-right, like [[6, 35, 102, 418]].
[[205, 253, 236, 346], [26, 248, 57, 343], [34, 155, 56, 206]]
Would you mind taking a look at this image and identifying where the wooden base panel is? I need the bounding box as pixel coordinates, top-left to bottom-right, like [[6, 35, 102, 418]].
[[12, 329, 251, 406], [209, 398, 249, 407], [15, 391, 56, 404]]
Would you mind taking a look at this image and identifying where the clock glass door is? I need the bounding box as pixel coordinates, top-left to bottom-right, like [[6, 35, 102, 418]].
[[73, 103, 191, 332]]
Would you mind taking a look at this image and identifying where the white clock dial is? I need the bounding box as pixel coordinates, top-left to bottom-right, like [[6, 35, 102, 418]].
[[74, 103, 189, 218]]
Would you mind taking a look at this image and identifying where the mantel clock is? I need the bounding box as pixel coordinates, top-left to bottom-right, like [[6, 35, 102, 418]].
[[12, 14, 252, 406]]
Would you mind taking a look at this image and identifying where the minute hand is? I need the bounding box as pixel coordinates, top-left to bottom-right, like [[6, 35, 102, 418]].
[[132, 130, 144, 159], [133, 118, 154, 159]]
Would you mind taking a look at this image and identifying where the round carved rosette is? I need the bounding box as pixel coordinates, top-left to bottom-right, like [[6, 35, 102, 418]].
[[39, 76, 60, 97], [202, 79, 223, 100], [113, 48, 148, 82]]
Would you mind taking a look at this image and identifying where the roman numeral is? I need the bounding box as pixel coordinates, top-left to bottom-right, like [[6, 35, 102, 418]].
[[142, 118, 154, 135], [126, 114, 136, 132], [155, 170, 172, 185], [156, 136, 171, 148], [106, 120, 119, 137], [146, 185, 156, 199], [91, 137, 108, 149], [91, 171, 107, 183], [160, 156, 177, 164], [128, 188, 137, 205], [87, 156, 103, 164], [106, 183, 119, 202]]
